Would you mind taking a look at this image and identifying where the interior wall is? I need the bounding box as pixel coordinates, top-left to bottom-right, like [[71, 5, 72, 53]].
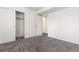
[[48, 7, 79, 44], [0, 7, 42, 44]]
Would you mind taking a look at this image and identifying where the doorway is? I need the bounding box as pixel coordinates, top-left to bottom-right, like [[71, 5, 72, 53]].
[[42, 16, 48, 36], [16, 11, 24, 39]]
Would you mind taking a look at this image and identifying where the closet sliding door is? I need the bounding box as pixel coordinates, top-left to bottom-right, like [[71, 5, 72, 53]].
[[0, 8, 15, 44]]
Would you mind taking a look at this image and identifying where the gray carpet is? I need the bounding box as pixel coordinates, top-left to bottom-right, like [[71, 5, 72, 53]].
[[0, 35, 79, 52]]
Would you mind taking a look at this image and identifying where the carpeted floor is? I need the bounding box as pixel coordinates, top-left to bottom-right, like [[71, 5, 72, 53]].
[[0, 35, 79, 52]]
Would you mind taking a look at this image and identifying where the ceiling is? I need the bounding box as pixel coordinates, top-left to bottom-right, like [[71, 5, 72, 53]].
[[27, 7, 68, 15], [28, 7, 45, 11], [38, 7, 68, 15]]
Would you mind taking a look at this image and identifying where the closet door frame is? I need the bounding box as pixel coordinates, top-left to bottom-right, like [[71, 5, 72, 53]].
[[15, 11, 25, 38]]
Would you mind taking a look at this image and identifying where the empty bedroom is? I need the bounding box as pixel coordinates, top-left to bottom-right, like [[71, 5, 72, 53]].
[[0, 7, 79, 52]]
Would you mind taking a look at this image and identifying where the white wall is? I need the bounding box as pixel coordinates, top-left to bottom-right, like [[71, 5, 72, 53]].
[[0, 7, 42, 44], [48, 7, 79, 44], [0, 8, 15, 44], [8, 7, 25, 12]]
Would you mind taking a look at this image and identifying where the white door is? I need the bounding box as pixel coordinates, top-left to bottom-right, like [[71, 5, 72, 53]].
[[0, 8, 15, 44], [36, 15, 42, 36]]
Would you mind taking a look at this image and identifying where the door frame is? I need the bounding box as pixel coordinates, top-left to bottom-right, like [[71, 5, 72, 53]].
[[15, 11, 25, 39]]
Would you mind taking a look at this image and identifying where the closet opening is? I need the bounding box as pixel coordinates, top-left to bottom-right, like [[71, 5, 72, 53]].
[[16, 11, 24, 40]]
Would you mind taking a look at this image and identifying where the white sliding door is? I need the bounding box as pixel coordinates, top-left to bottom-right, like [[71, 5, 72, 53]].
[[36, 15, 42, 36], [0, 8, 15, 44]]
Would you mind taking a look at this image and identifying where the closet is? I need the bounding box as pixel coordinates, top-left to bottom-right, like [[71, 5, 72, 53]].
[[16, 11, 24, 38]]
